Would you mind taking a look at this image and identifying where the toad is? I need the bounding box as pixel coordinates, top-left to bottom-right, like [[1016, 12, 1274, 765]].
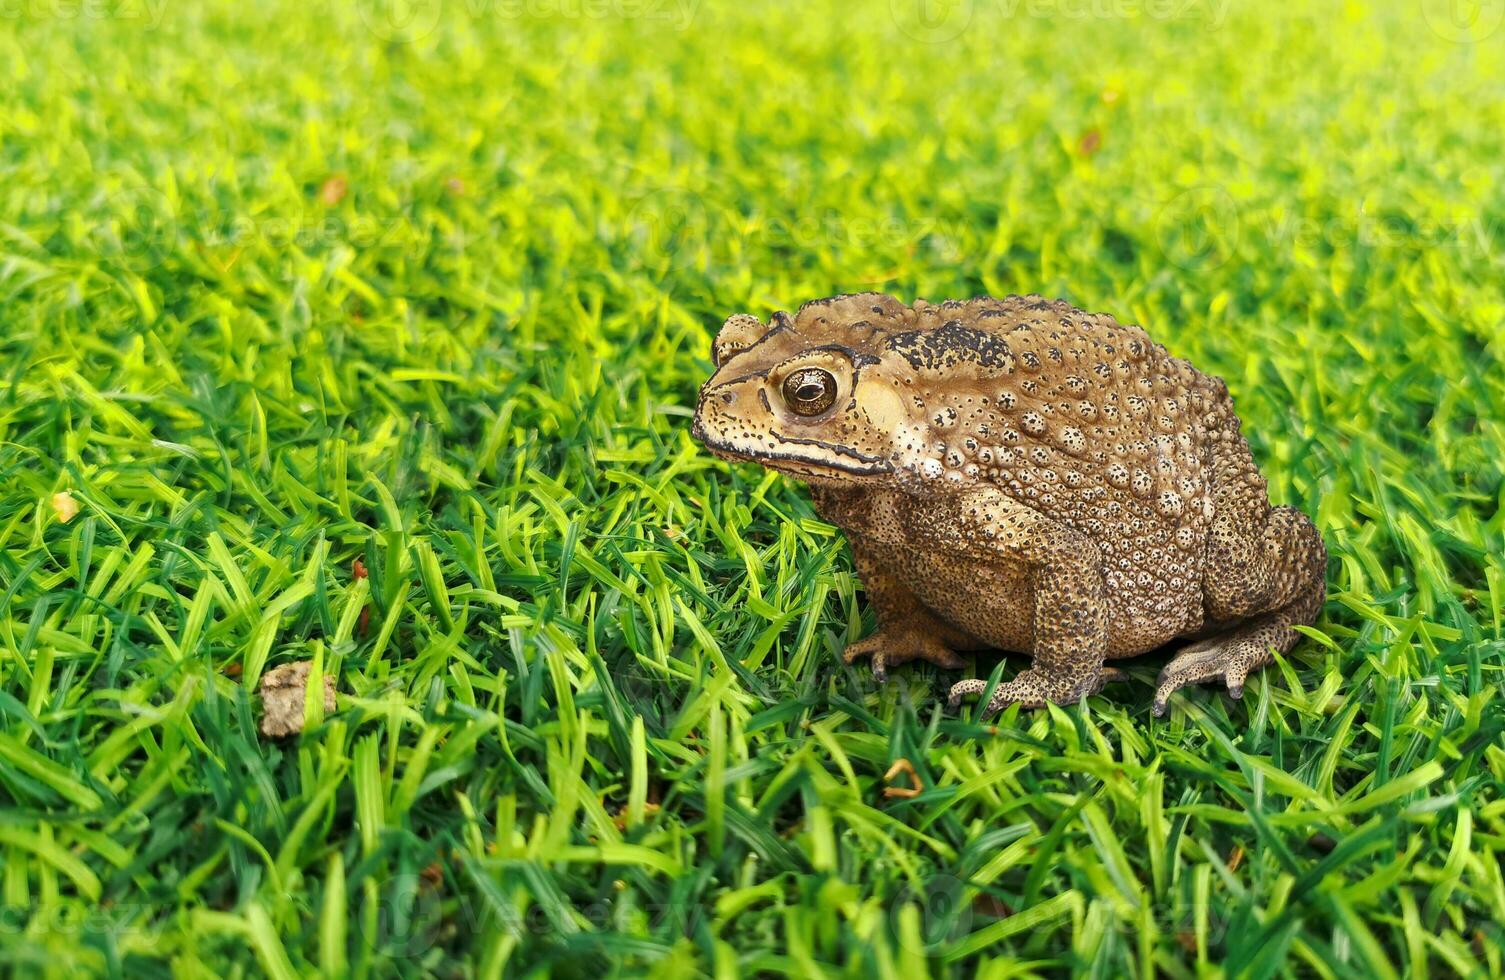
[[691, 293, 1326, 715]]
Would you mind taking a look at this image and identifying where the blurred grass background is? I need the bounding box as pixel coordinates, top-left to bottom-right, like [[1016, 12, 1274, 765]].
[[2, 0, 1504, 975]]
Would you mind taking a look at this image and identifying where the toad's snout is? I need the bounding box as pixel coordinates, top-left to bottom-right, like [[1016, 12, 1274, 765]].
[[690, 385, 738, 447]]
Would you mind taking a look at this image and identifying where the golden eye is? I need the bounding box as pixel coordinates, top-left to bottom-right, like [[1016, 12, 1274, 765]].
[[781, 368, 837, 417]]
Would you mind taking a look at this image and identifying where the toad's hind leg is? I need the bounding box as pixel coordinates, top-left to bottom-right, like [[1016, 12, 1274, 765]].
[[1153, 505, 1326, 716]]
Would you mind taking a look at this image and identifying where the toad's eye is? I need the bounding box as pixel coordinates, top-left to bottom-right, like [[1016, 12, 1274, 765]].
[[781, 368, 837, 417]]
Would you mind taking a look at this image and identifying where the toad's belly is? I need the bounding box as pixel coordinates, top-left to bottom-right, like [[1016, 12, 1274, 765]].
[[858, 539, 1036, 653]]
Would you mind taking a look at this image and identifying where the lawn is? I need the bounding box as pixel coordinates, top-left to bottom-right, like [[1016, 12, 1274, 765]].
[[2, 0, 1504, 975]]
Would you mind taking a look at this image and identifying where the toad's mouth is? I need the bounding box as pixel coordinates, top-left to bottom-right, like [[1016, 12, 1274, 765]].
[[690, 416, 894, 479]]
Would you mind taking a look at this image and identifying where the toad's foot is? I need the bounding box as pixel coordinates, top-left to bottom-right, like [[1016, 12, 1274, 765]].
[[947, 666, 1126, 714], [1151, 613, 1290, 716], [843, 627, 967, 683]]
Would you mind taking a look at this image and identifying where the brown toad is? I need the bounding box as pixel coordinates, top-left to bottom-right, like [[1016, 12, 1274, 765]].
[[691, 293, 1326, 715]]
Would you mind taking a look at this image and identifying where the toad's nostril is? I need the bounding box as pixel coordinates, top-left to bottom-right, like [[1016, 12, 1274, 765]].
[[721, 392, 734, 404]]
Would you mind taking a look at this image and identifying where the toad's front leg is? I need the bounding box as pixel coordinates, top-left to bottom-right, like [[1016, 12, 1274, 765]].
[[841, 539, 973, 682], [933, 489, 1117, 714]]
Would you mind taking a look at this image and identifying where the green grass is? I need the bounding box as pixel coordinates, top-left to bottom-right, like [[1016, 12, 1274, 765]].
[[1, 0, 1503, 975]]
